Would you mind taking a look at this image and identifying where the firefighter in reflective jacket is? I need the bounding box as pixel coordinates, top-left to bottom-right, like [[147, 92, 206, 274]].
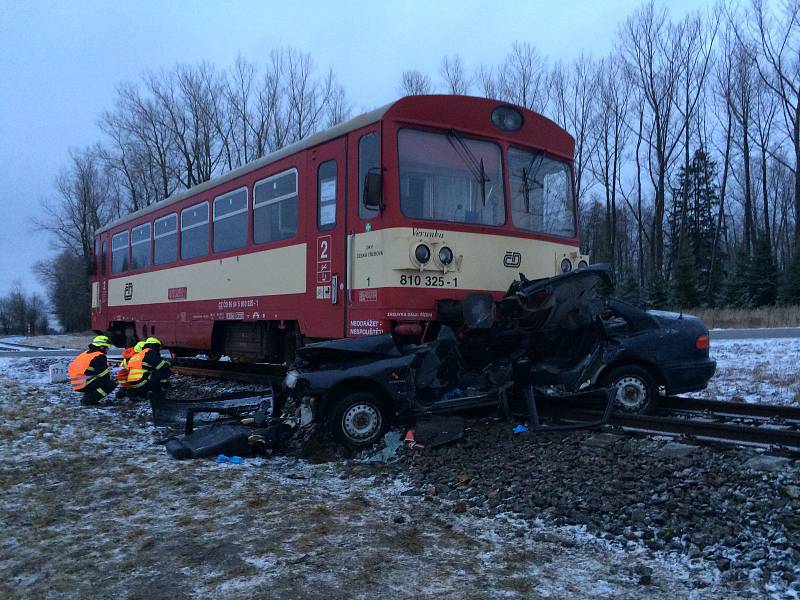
[[126, 337, 171, 399], [116, 341, 145, 397], [68, 335, 116, 405]]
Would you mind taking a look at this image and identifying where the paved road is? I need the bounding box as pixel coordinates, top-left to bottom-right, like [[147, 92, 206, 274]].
[[710, 327, 800, 340]]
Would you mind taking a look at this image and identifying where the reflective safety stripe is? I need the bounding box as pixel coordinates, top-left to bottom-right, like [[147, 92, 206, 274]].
[[97, 388, 107, 398], [68, 351, 103, 391], [126, 350, 149, 386], [156, 360, 168, 369], [117, 347, 137, 386]]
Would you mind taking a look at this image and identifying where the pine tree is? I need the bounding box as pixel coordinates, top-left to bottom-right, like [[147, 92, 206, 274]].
[[646, 273, 669, 309], [617, 273, 643, 305], [670, 234, 700, 307], [724, 249, 753, 307], [748, 236, 778, 307], [780, 255, 800, 304], [668, 148, 723, 305]]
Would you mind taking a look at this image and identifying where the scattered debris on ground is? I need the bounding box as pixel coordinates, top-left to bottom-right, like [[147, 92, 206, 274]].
[[2, 354, 798, 598]]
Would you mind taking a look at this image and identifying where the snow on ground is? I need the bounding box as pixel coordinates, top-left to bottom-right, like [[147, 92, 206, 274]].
[[699, 337, 800, 406], [1, 333, 89, 351], [3, 335, 800, 598], [0, 355, 761, 599]]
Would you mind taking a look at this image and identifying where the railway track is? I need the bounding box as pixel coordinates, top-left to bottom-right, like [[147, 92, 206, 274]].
[[660, 396, 800, 422], [168, 363, 800, 450], [171, 358, 285, 385], [563, 396, 800, 450], [604, 411, 800, 450]]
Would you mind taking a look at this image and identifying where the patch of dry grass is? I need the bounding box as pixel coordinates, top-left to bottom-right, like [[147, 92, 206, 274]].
[[683, 305, 800, 329]]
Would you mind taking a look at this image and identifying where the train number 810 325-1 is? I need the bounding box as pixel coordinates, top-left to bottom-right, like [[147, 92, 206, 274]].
[[399, 274, 458, 287]]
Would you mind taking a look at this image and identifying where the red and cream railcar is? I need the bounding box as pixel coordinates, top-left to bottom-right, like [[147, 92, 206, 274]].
[[91, 95, 587, 360]]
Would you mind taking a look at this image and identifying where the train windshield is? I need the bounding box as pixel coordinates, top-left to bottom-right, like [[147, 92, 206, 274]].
[[508, 147, 576, 237], [398, 128, 505, 226]]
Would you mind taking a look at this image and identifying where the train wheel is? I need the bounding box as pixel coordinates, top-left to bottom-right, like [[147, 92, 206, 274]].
[[328, 392, 389, 448], [604, 365, 657, 414]]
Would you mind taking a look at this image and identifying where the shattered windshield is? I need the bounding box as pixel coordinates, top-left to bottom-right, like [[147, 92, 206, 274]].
[[509, 147, 576, 237], [398, 128, 505, 226]]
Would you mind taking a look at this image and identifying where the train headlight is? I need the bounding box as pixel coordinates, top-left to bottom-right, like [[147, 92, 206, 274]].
[[438, 246, 454, 266], [560, 258, 573, 273], [491, 106, 524, 132], [578, 259, 589, 270], [414, 243, 431, 265]]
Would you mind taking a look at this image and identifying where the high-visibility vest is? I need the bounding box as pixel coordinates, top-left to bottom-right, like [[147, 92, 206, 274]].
[[126, 350, 149, 387], [117, 347, 136, 386], [68, 351, 105, 391]]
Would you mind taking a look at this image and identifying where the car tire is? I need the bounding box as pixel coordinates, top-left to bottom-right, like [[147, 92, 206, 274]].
[[603, 365, 658, 414], [328, 391, 389, 448]]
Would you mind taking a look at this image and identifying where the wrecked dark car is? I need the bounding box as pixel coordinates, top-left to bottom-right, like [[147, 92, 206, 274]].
[[597, 299, 716, 412], [283, 266, 622, 447]]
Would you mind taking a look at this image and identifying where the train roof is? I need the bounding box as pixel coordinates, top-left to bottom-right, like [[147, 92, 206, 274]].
[[98, 102, 393, 234], [97, 96, 572, 235]]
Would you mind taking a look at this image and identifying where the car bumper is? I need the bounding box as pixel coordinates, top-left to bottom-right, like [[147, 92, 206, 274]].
[[663, 358, 717, 394]]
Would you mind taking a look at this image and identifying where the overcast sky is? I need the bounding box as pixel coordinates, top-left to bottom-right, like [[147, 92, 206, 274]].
[[0, 0, 711, 300]]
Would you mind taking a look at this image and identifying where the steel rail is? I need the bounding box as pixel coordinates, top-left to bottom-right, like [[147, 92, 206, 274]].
[[662, 396, 800, 422], [610, 412, 800, 448], [560, 409, 800, 449], [171, 358, 285, 385]]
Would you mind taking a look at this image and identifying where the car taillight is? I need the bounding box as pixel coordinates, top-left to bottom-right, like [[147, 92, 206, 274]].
[[695, 335, 710, 350]]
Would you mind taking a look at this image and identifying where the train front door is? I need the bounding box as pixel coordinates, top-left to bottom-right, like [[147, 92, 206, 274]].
[[307, 138, 348, 338]]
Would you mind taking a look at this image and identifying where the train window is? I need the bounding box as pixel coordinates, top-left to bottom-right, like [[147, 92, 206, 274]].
[[101, 240, 107, 275], [509, 147, 576, 237], [254, 169, 298, 244], [181, 202, 209, 260], [317, 160, 337, 230], [154, 213, 178, 265], [111, 231, 129, 274], [398, 128, 505, 226], [130, 223, 151, 270], [213, 188, 248, 253], [359, 133, 380, 220]]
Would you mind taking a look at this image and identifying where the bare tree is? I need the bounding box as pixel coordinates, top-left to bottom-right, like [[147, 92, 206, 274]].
[[439, 54, 471, 95], [34, 146, 116, 271], [399, 70, 432, 96], [285, 49, 330, 141], [497, 41, 550, 112], [621, 1, 684, 274], [324, 77, 351, 127], [750, 0, 800, 251], [223, 55, 257, 169], [35, 250, 91, 332], [754, 72, 778, 242], [724, 22, 758, 254], [474, 65, 499, 99], [104, 81, 179, 201], [673, 9, 718, 250], [588, 55, 632, 264], [551, 54, 599, 210]]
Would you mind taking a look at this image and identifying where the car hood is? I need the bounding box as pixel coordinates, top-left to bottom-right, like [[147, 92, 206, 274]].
[[494, 264, 612, 332]]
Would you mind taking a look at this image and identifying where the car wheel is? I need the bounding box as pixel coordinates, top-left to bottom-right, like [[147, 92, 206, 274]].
[[329, 391, 389, 448], [604, 365, 658, 414]]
